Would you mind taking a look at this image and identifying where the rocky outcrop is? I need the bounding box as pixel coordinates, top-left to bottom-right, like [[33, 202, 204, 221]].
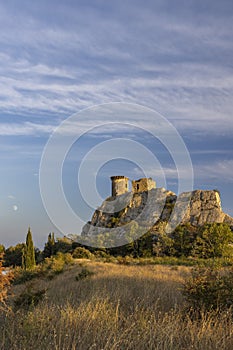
[[81, 188, 233, 237], [82, 188, 171, 237], [180, 190, 226, 226]]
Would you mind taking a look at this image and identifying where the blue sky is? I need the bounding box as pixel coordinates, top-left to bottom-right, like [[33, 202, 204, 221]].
[[0, 0, 233, 248]]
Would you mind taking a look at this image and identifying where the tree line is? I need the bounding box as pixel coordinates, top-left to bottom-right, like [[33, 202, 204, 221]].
[[1, 222, 233, 268]]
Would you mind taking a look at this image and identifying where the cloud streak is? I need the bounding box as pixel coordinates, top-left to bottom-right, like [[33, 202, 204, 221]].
[[195, 159, 233, 183], [0, 122, 55, 136]]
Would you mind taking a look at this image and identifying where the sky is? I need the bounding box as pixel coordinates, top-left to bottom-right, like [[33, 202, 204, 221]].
[[0, 0, 233, 248]]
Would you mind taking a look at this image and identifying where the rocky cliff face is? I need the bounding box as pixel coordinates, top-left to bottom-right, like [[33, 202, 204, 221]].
[[181, 190, 227, 226], [81, 189, 233, 237]]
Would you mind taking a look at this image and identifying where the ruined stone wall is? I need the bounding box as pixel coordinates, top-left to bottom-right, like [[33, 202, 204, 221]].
[[132, 178, 156, 193]]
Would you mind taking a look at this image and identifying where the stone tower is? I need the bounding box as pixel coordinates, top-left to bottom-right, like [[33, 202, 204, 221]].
[[111, 176, 129, 197]]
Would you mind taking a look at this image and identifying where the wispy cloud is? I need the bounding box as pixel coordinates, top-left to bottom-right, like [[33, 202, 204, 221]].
[[0, 122, 55, 136], [0, 1, 232, 135], [7, 195, 15, 200], [195, 159, 233, 183], [131, 158, 233, 185]]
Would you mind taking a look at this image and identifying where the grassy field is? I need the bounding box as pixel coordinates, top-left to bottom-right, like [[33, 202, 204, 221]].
[[1, 260, 233, 350]]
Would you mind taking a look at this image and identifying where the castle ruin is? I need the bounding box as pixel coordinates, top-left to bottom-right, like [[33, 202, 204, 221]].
[[110, 176, 156, 197], [132, 178, 156, 193], [110, 176, 129, 196]]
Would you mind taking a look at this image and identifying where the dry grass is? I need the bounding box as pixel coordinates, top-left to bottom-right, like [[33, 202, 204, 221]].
[[1, 261, 233, 350]]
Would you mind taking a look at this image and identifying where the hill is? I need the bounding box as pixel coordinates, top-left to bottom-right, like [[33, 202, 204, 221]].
[[1, 261, 233, 349]]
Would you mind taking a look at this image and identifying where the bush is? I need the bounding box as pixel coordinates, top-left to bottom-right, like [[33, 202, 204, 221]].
[[0, 254, 13, 310], [42, 252, 74, 279], [75, 268, 94, 281], [183, 266, 233, 312], [116, 255, 135, 265], [13, 253, 74, 284], [43, 256, 65, 277], [14, 284, 46, 311], [60, 252, 74, 265], [13, 267, 39, 285], [93, 250, 110, 259], [72, 247, 94, 259]]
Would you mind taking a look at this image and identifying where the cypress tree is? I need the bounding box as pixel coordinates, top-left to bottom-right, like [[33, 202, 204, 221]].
[[22, 245, 26, 270], [43, 232, 55, 258], [23, 227, 36, 270]]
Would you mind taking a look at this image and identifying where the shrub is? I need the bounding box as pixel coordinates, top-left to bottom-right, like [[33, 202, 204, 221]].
[[13, 267, 39, 285], [42, 252, 74, 279], [42, 256, 65, 278], [183, 266, 233, 312], [116, 255, 135, 265], [60, 252, 74, 265], [14, 284, 46, 311], [93, 250, 110, 259], [72, 247, 94, 259], [0, 254, 13, 310], [13, 253, 74, 284], [75, 268, 94, 281]]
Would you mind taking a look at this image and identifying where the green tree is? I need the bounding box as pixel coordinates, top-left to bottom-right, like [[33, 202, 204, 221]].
[[124, 222, 149, 257], [152, 222, 175, 257], [54, 236, 72, 254], [138, 231, 153, 257], [43, 232, 55, 258], [172, 224, 197, 257], [192, 223, 233, 258], [124, 222, 139, 257], [35, 247, 43, 264], [153, 233, 174, 257], [22, 228, 36, 270], [0, 244, 5, 254], [3, 243, 25, 267]]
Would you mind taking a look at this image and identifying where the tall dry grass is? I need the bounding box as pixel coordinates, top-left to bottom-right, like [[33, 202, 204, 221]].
[[1, 261, 233, 349]]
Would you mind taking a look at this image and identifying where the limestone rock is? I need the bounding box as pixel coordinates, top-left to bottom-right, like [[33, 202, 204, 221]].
[[81, 188, 233, 237], [181, 190, 226, 226]]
